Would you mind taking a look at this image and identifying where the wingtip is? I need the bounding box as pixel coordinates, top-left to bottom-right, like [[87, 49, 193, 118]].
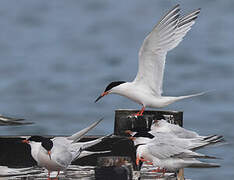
[[174, 4, 181, 12], [204, 155, 221, 159], [102, 133, 114, 139], [167, 4, 180, 14], [174, 4, 180, 8], [97, 117, 104, 123], [195, 8, 201, 15], [89, 117, 104, 129]]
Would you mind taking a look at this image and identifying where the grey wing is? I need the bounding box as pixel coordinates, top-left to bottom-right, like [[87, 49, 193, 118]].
[[150, 131, 208, 150], [160, 120, 200, 138], [53, 145, 73, 168], [147, 142, 190, 159], [134, 5, 200, 96], [53, 137, 71, 145], [68, 143, 83, 161], [171, 126, 200, 139], [76, 135, 106, 150], [67, 135, 108, 161], [67, 118, 103, 143], [148, 142, 199, 159]]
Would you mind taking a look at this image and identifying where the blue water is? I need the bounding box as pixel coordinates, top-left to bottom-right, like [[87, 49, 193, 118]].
[[0, 0, 233, 179]]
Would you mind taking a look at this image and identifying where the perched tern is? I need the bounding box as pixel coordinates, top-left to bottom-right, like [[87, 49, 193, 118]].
[[95, 5, 203, 116], [150, 119, 222, 139], [129, 130, 224, 152], [126, 122, 223, 176], [136, 142, 220, 174], [22, 118, 108, 179]]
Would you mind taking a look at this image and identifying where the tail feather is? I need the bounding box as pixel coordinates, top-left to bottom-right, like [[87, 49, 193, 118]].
[[203, 135, 218, 140], [76, 134, 111, 150], [186, 161, 220, 168], [191, 135, 224, 151], [177, 90, 216, 101], [204, 135, 223, 142], [76, 150, 111, 160], [189, 154, 220, 160], [176, 151, 220, 159], [70, 135, 109, 160], [177, 92, 206, 101]]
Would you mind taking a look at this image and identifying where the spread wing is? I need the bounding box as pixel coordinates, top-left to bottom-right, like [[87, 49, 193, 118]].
[[134, 5, 201, 96]]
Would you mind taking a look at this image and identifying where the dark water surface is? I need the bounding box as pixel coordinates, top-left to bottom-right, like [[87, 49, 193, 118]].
[[0, 1, 233, 179]]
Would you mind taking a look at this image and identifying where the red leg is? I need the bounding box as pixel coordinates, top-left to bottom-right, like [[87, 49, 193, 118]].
[[151, 167, 164, 173], [136, 156, 150, 165], [136, 155, 140, 165], [47, 171, 51, 180], [133, 106, 145, 116], [54, 171, 60, 180], [161, 168, 166, 177], [140, 158, 150, 163], [125, 130, 133, 135], [145, 162, 153, 165]]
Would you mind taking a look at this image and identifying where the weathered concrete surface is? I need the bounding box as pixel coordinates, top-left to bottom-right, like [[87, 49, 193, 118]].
[[114, 109, 183, 136]]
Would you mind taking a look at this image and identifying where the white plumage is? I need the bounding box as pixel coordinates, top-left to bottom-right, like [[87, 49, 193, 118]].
[[128, 120, 223, 174], [96, 5, 204, 116], [23, 119, 108, 179]]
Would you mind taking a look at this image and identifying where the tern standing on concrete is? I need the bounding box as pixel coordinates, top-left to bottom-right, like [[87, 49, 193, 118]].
[[22, 119, 107, 179]]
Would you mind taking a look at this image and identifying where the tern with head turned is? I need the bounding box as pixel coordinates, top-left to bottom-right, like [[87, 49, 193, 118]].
[[95, 5, 204, 116], [128, 130, 224, 151], [22, 118, 109, 179], [126, 119, 224, 142]]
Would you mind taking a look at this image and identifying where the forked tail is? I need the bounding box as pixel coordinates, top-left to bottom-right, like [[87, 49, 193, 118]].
[[177, 91, 207, 101], [186, 160, 220, 168], [162, 91, 209, 107]]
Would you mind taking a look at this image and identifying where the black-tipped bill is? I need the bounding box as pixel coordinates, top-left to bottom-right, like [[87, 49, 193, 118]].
[[48, 151, 51, 160], [95, 92, 108, 103]]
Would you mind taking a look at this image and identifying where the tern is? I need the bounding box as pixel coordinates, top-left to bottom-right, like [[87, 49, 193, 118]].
[[136, 142, 220, 175], [127, 126, 223, 176], [95, 5, 203, 116], [22, 119, 109, 179], [0, 114, 33, 126], [129, 130, 224, 152]]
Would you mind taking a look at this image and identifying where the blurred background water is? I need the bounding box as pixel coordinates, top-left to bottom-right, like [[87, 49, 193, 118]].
[[0, 0, 233, 179]]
